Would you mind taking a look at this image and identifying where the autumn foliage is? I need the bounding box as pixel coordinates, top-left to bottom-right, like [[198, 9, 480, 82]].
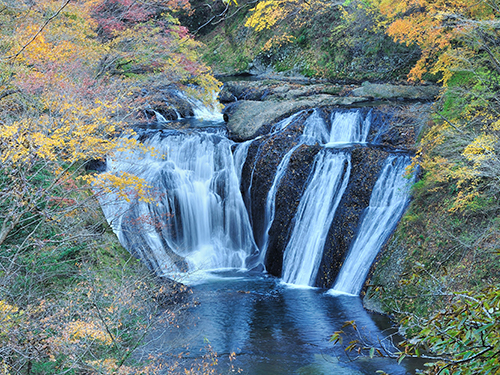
[[0, 0, 217, 373], [368, 0, 500, 206], [355, 1, 500, 373]]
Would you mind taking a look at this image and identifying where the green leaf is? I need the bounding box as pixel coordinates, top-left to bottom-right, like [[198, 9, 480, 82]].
[[398, 354, 406, 364]]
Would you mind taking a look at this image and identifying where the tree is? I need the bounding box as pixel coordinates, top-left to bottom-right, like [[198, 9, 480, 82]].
[[399, 287, 500, 374], [371, 0, 500, 210], [0, 0, 219, 373]]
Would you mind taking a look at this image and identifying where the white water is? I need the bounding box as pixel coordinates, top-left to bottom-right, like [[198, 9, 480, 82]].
[[326, 110, 371, 146], [281, 151, 351, 286], [233, 139, 253, 183], [257, 143, 302, 265], [302, 109, 330, 145], [101, 96, 414, 294], [279, 109, 372, 286], [329, 155, 413, 296], [101, 131, 257, 275], [177, 90, 224, 121], [154, 110, 169, 123], [271, 111, 305, 133], [258, 110, 328, 267]]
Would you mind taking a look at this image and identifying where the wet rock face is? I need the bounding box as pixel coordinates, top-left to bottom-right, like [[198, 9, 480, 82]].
[[240, 112, 312, 246], [315, 146, 390, 288], [265, 144, 322, 277], [246, 141, 393, 282], [235, 102, 421, 284]]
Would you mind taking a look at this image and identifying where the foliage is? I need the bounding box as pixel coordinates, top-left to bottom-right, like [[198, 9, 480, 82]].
[[370, 0, 500, 210], [198, 0, 419, 80], [244, 0, 305, 32], [398, 287, 500, 374], [333, 284, 500, 374], [375, 0, 499, 82], [0, 0, 220, 373]]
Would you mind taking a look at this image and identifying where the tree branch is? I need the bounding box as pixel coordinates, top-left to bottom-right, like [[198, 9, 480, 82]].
[[0, 89, 19, 101], [436, 112, 464, 133], [3, 0, 72, 61]]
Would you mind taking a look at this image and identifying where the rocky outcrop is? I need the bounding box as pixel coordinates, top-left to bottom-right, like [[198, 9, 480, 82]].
[[222, 79, 438, 142], [219, 81, 343, 103], [225, 96, 368, 141], [351, 82, 440, 101], [233, 96, 422, 285]]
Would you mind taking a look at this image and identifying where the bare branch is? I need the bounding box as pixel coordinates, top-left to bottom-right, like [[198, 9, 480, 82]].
[[0, 89, 20, 101], [3, 0, 72, 61]]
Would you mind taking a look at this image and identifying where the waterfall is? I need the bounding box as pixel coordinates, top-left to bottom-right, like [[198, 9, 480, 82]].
[[101, 130, 257, 275], [281, 151, 351, 286], [326, 110, 371, 145], [176, 90, 224, 122], [100, 93, 414, 293], [329, 155, 413, 296], [233, 139, 253, 183], [279, 109, 372, 286], [257, 143, 301, 265], [257, 109, 328, 267], [301, 109, 330, 145], [154, 110, 169, 123]]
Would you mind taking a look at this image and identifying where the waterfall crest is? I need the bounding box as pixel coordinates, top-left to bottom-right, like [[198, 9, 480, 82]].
[[326, 110, 371, 145], [329, 155, 413, 296]]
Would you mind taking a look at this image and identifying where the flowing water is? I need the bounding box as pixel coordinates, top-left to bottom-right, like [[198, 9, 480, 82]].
[[100, 98, 418, 374], [101, 130, 257, 275], [330, 155, 414, 296], [281, 151, 351, 286]]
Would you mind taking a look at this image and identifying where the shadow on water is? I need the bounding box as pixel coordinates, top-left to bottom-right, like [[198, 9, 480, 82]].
[[143, 270, 425, 375]]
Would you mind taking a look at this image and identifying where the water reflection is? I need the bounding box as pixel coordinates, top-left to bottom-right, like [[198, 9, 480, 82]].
[[145, 271, 420, 374]]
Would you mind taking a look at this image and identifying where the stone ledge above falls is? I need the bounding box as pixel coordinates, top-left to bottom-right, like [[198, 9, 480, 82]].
[[222, 80, 440, 142], [351, 82, 440, 101], [224, 95, 368, 141]]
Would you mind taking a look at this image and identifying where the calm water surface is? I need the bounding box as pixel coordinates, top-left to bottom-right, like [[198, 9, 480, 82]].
[[144, 270, 423, 375]]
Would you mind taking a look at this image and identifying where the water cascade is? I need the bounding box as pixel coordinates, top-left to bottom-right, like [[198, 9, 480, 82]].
[[101, 130, 257, 275], [279, 109, 373, 286], [281, 151, 351, 285], [101, 99, 413, 294], [326, 110, 371, 145], [233, 139, 253, 183], [329, 155, 413, 296], [258, 109, 328, 267]]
